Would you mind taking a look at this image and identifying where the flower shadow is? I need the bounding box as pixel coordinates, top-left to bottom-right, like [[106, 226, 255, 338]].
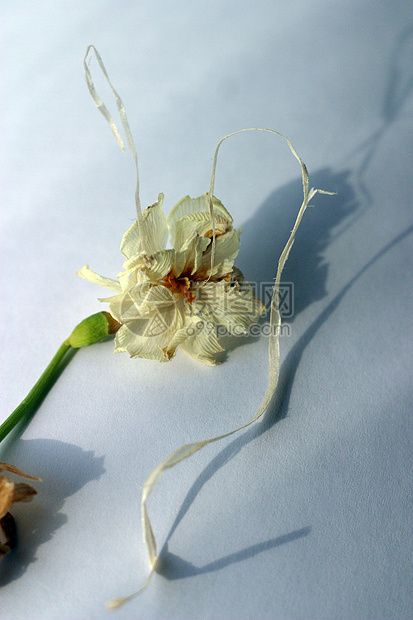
[[0, 438, 105, 587], [216, 166, 357, 364], [218, 21, 413, 363], [238, 168, 356, 318]]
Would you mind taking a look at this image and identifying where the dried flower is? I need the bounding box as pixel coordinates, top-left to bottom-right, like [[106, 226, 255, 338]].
[[0, 463, 40, 557], [78, 193, 266, 365], [80, 46, 333, 608]]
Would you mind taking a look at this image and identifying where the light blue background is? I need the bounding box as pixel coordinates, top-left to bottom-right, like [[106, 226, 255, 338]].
[[1, 2, 412, 618]]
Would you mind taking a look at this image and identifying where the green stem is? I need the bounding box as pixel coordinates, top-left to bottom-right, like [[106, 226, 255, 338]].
[[0, 311, 120, 444], [0, 341, 71, 443]]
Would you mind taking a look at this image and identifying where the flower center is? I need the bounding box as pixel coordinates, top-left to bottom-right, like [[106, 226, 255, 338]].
[[162, 272, 196, 304]]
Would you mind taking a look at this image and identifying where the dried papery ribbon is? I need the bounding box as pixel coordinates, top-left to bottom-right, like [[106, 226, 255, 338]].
[[207, 127, 313, 282], [83, 47, 332, 609], [84, 46, 152, 256]]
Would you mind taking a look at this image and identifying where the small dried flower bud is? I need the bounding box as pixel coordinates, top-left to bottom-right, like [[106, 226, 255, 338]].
[[67, 311, 120, 348]]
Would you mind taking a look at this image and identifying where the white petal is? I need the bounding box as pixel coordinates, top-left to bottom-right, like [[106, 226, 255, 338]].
[[98, 291, 127, 322], [198, 228, 241, 278], [114, 325, 166, 362], [77, 265, 121, 292], [161, 320, 195, 361], [120, 193, 168, 258], [137, 284, 180, 315], [179, 319, 224, 365], [118, 250, 173, 292], [113, 291, 149, 323], [194, 278, 266, 334], [142, 250, 175, 282], [122, 253, 145, 272], [117, 260, 150, 292], [114, 296, 186, 362], [167, 194, 233, 249], [173, 235, 210, 277], [104, 282, 171, 320], [173, 211, 231, 252]]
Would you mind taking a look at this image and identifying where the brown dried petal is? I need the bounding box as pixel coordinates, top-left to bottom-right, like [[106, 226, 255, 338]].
[[0, 477, 15, 519], [0, 464, 40, 522], [0, 462, 41, 481], [12, 482, 38, 504]]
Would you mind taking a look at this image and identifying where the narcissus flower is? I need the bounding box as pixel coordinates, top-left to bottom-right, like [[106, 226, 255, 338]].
[[78, 193, 266, 365], [0, 463, 40, 557]]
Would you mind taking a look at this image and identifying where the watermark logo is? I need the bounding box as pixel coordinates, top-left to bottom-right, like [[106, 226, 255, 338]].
[[260, 282, 294, 318], [145, 313, 170, 337], [119, 281, 294, 338], [119, 290, 177, 338]]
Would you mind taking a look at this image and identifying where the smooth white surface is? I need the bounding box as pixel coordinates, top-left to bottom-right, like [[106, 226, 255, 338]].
[[1, 2, 412, 619]]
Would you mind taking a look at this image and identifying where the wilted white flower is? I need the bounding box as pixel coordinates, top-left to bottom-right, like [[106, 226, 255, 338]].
[[78, 193, 266, 365]]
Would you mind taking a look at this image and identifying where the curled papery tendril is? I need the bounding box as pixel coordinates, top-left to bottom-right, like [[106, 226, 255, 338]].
[[84, 45, 150, 255]]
